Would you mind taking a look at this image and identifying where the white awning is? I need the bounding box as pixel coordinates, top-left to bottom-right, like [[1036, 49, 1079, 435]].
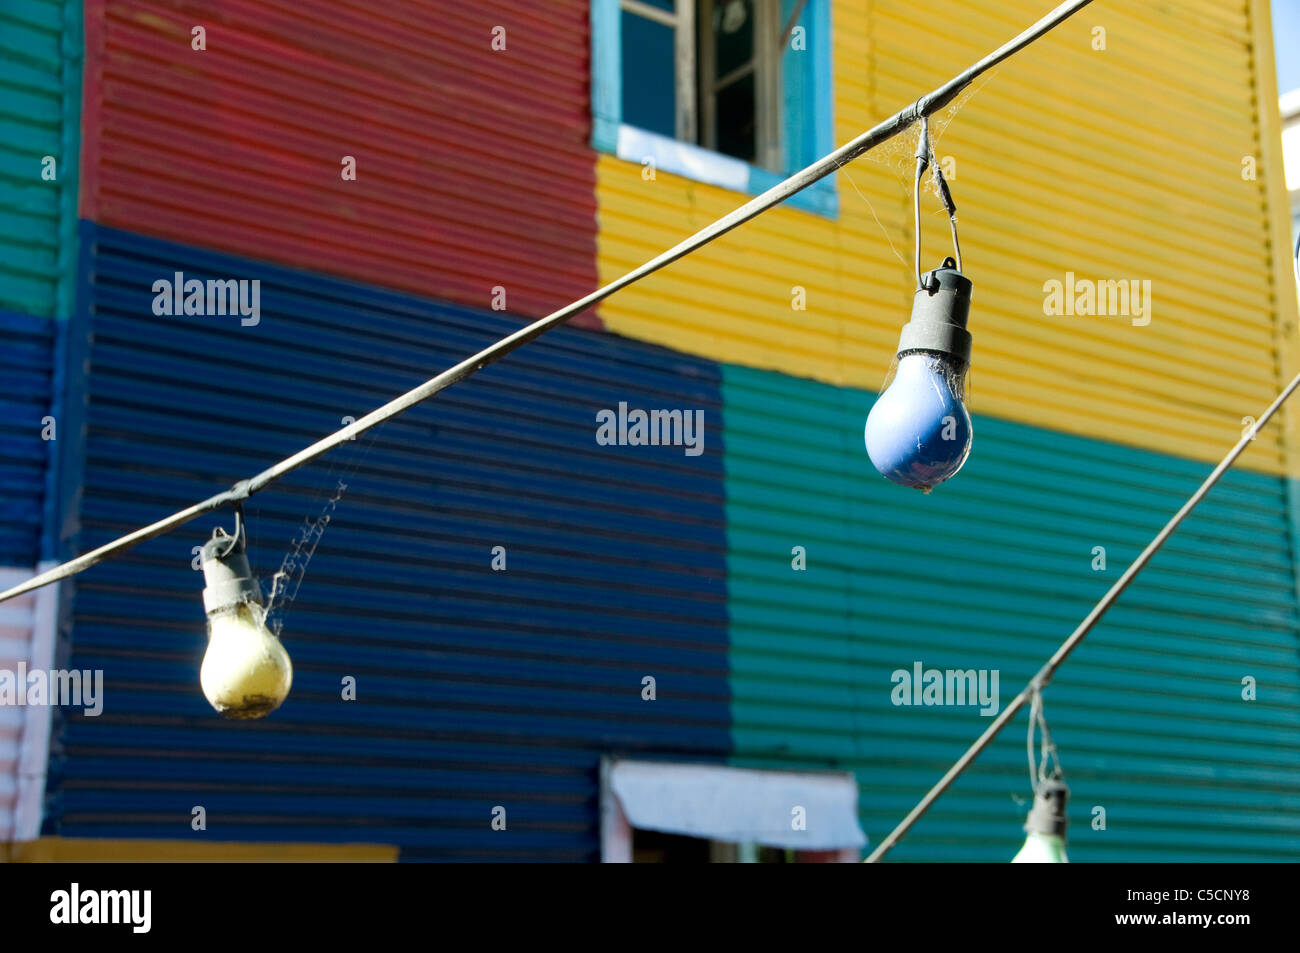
[[607, 760, 867, 850]]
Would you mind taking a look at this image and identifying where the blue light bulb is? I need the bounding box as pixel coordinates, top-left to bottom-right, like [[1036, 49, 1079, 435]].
[[864, 258, 974, 492], [864, 352, 971, 490]]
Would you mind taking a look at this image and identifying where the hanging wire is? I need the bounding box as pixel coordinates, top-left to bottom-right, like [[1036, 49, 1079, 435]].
[[913, 117, 931, 289], [931, 152, 963, 272], [913, 115, 964, 283], [1026, 687, 1062, 791], [208, 505, 244, 560], [0, 0, 1099, 608], [1026, 689, 1043, 790]]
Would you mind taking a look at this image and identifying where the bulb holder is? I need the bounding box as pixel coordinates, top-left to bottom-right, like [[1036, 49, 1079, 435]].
[[897, 257, 973, 366], [200, 529, 262, 615], [1023, 778, 1070, 838]]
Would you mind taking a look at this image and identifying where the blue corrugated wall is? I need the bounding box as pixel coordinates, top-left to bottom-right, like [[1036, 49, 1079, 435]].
[[48, 223, 729, 860], [0, 310, 54, 567]]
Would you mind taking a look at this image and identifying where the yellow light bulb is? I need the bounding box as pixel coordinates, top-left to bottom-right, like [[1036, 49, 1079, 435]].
[[198, 521, 292, 719], [200, 602, 292, 719]]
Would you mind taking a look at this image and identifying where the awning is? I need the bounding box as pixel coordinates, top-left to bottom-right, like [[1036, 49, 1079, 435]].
[[607, 759, 868, 850]]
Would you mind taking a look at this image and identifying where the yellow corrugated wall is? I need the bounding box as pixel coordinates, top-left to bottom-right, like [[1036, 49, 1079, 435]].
[[595, 0, 1299, 474]]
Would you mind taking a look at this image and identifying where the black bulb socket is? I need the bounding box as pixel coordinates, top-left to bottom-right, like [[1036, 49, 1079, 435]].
[[898, 257, 973, 365], [1023, 778, 1070, 838], [200, 529, 261, 615]]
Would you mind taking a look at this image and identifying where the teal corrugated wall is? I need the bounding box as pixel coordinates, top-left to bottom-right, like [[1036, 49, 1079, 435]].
[[0, 0, 80, 319], [724, 363, 1300, 861]]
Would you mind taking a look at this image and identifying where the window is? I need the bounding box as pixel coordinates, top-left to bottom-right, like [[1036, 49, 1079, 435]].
[[619, 1, 694, 143], [697, 0, 782, 169], [618, 0, 780, 168], [592, 0, 836, 216]]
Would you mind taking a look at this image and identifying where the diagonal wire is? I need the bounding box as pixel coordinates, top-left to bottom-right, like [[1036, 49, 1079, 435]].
[[0, 0, 1097, 606]]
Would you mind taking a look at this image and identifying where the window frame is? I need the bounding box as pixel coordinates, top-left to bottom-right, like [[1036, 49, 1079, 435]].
[[591, 0, 838, 218]]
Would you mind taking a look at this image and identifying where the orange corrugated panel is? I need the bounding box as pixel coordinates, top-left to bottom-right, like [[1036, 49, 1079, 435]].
[[81, 0, 601, 326]]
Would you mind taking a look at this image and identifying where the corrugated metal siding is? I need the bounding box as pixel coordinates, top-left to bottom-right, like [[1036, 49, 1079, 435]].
[[80, 0, 601, 328], [0, 311, 54, 567], [0, 308, 54, 842], [0, 0, 80, 318], [724, 364, 1300, 861], [49, 224, 727, 860], [0, 571, 38, 841], [595, 0, 1296, 473]]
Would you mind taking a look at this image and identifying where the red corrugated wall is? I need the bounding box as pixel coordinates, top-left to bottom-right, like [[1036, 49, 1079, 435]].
[[80, 0, 601, 327]]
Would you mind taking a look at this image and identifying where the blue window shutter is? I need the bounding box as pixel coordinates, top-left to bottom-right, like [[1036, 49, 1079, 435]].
[[781, 0, 809, 174], [590, 0, 622, 153], [774, 0, 837, 216]]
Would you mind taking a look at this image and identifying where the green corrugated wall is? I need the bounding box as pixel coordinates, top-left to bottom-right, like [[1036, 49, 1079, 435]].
[[724, 364, 1300, 861], [0, 0, 80, 319]]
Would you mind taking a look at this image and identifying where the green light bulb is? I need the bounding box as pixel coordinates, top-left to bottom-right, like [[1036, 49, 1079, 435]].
[[1012, 831, 1069, 863]]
